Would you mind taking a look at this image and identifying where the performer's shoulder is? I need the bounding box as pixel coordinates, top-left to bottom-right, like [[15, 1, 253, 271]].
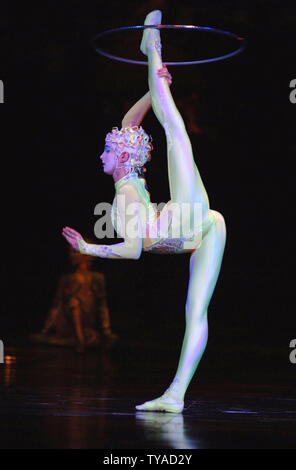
[[117, 183, 141, 198]]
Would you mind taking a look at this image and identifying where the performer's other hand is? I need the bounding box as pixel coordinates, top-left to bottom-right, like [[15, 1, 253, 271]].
[[62, 226, 84, 251], [157, 65, 172, 86]]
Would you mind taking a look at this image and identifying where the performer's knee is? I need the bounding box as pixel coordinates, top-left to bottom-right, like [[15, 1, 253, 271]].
[[211, 210, 227, 242]]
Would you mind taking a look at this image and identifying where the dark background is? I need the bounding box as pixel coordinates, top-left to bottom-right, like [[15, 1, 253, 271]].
[[0, 0, 295, 382]]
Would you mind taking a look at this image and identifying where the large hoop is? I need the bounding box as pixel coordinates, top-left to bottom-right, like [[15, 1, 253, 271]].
[[92, 25, 246, 65]]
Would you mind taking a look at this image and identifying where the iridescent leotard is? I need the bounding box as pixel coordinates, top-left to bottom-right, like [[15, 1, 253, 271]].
[[111, 171, 216, 255]]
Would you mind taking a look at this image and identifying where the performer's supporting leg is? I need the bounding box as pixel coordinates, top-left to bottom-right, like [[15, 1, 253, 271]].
[[136, 212, 226, 412], [171, 211, 226, 399]]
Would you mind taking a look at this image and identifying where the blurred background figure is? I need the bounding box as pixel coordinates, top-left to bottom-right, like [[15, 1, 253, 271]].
[[30, 242, 117, 352]]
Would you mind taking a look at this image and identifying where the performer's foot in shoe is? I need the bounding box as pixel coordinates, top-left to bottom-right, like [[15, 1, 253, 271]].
[[140, 10, 162, 56], [135, 380, 184, 413]]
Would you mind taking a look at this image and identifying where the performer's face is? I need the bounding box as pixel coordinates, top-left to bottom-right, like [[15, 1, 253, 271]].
[[100, 144, 118, 175]]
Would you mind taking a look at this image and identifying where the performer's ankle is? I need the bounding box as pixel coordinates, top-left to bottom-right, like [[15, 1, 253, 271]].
[[166, 378, 185, 401]]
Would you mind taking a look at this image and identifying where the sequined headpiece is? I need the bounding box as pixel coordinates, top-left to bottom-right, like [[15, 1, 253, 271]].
[[105, 126, 153, 173]]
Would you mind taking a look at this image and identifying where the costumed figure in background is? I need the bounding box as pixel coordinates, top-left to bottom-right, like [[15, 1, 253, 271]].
[[30, 244, 117, 352], [62, 10, 226, 411]]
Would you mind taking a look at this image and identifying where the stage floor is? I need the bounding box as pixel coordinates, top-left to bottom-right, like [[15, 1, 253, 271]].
[[0, 343, 295, 449]]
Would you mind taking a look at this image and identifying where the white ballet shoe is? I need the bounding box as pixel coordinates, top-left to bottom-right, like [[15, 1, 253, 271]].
[[135, 383, 184, 413], [140, 10, 162, 56], [135, 396, 184, 413]]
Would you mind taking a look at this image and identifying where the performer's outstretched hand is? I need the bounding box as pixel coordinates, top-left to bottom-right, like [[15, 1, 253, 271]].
[[62, 226, 84, 251], [157, 65, 172, 86]]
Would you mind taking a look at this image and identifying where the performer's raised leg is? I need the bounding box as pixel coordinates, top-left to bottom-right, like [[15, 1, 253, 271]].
[[141, 10, 210, 219]]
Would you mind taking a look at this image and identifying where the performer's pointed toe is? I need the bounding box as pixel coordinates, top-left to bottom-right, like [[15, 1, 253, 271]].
[[135, 403, 146, 411], [135, 396, 184, 413], [144, 10, 162, 25], [140, 10, 162, 56]]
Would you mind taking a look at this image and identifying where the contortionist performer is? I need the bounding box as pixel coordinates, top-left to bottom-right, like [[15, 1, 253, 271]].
[[62, 10, 226, 413]]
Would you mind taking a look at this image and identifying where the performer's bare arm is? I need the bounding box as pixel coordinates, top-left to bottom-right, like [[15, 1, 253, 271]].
[[122, 92, 152, 128], [62, 68, 172, 258], [62, 185, 143, 260]]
